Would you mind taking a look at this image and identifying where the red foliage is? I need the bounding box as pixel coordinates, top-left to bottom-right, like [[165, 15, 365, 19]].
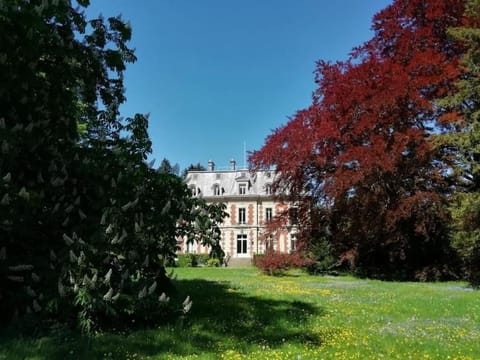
[[255, 250, 314, 275], [250, 0, 466, 278]]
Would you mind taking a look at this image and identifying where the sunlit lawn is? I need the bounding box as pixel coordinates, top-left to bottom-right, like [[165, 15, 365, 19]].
[[1, 267, 479, 359]]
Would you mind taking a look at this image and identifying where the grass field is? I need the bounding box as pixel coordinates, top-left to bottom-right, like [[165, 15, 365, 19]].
[[1, 267, 479, 359]]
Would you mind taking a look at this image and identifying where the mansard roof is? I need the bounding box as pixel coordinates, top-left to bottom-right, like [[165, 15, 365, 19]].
[[185, 166, 275, 198]]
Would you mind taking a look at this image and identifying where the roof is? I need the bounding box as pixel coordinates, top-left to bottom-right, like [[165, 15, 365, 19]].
[[185, 168, 276, 198]]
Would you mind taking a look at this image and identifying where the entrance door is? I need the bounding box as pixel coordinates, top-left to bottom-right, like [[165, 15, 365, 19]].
[[236, 234, 248, 257]]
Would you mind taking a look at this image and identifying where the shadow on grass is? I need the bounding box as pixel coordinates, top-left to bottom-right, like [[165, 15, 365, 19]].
[[0, 278, 326, 359]]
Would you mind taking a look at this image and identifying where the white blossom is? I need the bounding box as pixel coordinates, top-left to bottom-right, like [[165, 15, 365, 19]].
[[100, 211, 107, 225], [8, 264, 34, 271], [69, 250, 78, 263], [58, 281, 66, 297], [1, 193, 10, 205], [1, 140, 8, 154], [104, 268, 112, 283], [18, 187, 30, 200], [52, 202, 60, 213], [118, 228, 127, 244], [63, 233, 74, 246], [32, 299, 42, 312], [26, 286, 36, 297], [183, 297, 193, 314], [158, 292, 170, 304], [105, 224, 113, 234], [121, 201, 131, 212], [111, 234, 119, 245], [148, 281, 157, 295], [138, 286, 147, 299], [49, 249, 57, 261], [103, 288, 113, 301], [131, 198, 139, 208], [78, 209, 87, 220]]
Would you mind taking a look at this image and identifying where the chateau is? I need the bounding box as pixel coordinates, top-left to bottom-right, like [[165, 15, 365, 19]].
[[180, 160, 297, 259]]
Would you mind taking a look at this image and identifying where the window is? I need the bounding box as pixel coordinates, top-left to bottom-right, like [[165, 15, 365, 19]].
[[265, 184, 272, 195], [190, 186, 197, 196], [239, 183, 247, 195], [213, 184, 221, 196], [289, 207, 299, 225], [265, 235, 274, 251], [237, 234, 248, 254], [290, 233, 297, 252], [265, 208, 272, 222], [238, 208, 246, 224], [186, 241, 196, 254]]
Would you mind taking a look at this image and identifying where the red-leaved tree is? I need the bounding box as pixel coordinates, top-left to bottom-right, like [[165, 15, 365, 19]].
[[251, 0, 467, 280]]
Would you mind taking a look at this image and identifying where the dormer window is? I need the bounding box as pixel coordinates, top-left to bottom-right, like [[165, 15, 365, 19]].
[[190, 186, 197, 196], [239, 183, 247, 195], [213, 184, 221, 196], [265, 184, 272, 195]]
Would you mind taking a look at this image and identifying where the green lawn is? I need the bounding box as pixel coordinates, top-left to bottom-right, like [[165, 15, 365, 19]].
[[1, 267, 479, 359]]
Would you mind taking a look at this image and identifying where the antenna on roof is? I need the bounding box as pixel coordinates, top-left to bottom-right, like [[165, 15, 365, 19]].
[[243, 141, 246, 169]]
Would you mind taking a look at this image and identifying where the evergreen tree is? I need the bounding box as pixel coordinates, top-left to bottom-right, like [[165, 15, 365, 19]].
[[437, 0, 480, 286]]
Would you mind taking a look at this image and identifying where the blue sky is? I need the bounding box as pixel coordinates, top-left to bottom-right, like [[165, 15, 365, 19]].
[[85, 1, 392, 171]]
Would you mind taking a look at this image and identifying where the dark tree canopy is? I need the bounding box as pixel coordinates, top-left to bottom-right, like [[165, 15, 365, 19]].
[[181, 163, 207, 178], [158, 158, 180, 176], [0, 0, 226, 330]]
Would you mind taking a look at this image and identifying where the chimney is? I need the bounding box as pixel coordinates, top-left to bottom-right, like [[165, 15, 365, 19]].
[[208, 160, 215, 171], [230, 159, 236, 171]]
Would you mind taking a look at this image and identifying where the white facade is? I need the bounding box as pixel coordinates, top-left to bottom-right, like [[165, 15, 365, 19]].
[[180, 160, 297, 259]]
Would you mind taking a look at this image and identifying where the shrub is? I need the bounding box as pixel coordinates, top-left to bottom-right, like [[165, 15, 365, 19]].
[[253, 254, 265, 267], [206, 258, 221, 267], [177, 254, 197, 267], [195, 254, 210, 266], [255, 250, 313, 275], [450, 192, 480, 287]]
